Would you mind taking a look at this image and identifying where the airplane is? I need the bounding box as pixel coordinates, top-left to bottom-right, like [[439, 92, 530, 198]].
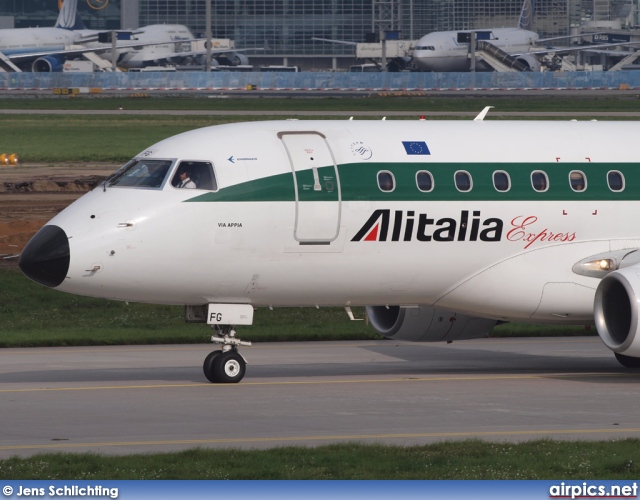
[[411, 0, 538, 71], [315, 0, 638, 72], [312, 1, 527, 72], [0, 0, 252, 72], [0, 0, 93, 72], [18, 109, 640, 384], [110, 25, 250, 70], [412, 0, 639, 72]]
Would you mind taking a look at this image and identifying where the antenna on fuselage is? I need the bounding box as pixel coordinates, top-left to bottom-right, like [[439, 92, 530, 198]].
[[474, 106, 494, 121]]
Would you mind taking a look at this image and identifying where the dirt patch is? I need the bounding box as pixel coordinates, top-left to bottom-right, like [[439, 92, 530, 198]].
[[0, 220, 46, 252], [0, 163, 118, 262], [1, 177, 101, 193]]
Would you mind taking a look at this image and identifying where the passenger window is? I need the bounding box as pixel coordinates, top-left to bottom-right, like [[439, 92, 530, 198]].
[[493, 171, 511, 192], [454, 171, 472, 192], [378, 171, 395, 192], [608, 171, 625, 192], [569, 171, 586, 192], [107, 159, 173, 189], [531, 171, 549, 192], [416, 171, 434, 192], [172, 161, 218, 191]]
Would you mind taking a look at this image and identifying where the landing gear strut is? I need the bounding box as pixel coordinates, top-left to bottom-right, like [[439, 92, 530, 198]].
[[203, 325, 251, 383]]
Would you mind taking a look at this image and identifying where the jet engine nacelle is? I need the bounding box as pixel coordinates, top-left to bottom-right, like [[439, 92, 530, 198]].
[[594, 266, 640, 357], [32, 55, 65, 72], [514, 53, 541, 72], [366, 305, 497, 342]]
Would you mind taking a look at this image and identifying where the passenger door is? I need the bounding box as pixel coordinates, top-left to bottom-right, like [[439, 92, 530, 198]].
[[279, 131, 341, 244]]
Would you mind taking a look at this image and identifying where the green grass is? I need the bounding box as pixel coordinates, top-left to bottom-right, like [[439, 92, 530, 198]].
[[0, 267, 379, 347], [0, 267, 591, 347], [2, 94, 640, 112], [2, 94, 640, 162], [2, 114, 421, 163], [0, 115, 240, 163], [1, 440, 639, 479], [492, 322, 592, 337]]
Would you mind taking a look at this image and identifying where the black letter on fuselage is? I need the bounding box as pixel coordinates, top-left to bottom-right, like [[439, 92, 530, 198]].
[[417, 214, 434, 241], [457, 210, 469, 241], [404, 211, 415, 241], [351, 209, 390, 241], [433, 218, 456, 241], [392, 210, 403, 241], [469, 211, 481, 241], [480, 218, 503, 241]]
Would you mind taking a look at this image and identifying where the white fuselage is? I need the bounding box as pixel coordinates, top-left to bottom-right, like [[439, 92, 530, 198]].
[[114, 25, 197, 68], [0, 0, 80, 60], [413, 28, 539, 71], [0, 23, 197, 70], [31, 119, 640, 326], [0, 27, 76, 57]]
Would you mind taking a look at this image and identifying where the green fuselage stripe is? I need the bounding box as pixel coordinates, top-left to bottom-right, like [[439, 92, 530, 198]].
[[186, 162, 639, 203]]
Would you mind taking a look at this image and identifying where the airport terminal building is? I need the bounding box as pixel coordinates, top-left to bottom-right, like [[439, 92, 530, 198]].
[[1, 1, 639, 69]]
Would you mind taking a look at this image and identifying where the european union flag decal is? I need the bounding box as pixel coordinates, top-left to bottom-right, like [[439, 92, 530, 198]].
[[402, 141, 431, 155]]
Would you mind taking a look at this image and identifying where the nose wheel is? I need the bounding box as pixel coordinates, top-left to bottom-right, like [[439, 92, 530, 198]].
[[203, 349, 246, 383], [203, 325, 250, 383]]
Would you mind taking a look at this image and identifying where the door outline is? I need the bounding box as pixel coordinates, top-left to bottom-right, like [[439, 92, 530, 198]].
[[278, 131, 342, 244]]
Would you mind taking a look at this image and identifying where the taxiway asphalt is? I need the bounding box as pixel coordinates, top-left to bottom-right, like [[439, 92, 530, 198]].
[[0, 337, 638, 457]]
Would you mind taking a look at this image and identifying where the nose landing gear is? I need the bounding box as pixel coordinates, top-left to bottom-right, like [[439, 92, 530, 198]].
[[203, 325, 251, 383]]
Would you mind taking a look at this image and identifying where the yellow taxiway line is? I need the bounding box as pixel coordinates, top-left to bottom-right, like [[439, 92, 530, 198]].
[[2, 427, 640, 452], [0, 372, 636, 393]]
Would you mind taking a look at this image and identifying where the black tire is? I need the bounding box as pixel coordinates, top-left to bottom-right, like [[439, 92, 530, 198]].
[[212, 350, 246, 383], [614, 352, 640, 368], [203, 350, 223, 383]]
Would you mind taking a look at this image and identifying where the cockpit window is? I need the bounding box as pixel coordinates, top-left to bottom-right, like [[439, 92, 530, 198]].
[[171, 161, 218, 191], [108, 159, 173, 189]]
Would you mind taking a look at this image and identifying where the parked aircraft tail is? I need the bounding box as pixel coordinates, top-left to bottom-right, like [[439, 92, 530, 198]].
[[56, 0, 86, 30], [518, 0, 535, 31]]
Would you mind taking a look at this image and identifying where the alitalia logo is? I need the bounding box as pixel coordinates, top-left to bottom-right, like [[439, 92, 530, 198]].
[[351, 210, 503, 242], [351, 210, 578, 249]]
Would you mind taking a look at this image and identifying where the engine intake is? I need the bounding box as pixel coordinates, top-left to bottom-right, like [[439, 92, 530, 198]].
[[594, 267, 640, 357], [366, 305, 496, 342], [32, 55, 64, 72], [515, 53, 541, 72]]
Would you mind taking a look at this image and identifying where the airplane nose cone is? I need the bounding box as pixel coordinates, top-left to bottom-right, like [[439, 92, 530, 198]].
[[19, 225, 70, 288]]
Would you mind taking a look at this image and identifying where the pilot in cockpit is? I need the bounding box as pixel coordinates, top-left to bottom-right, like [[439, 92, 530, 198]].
[[176, 168, 196, 189]]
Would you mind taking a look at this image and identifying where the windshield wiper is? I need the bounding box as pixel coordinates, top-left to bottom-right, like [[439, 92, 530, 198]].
[[102, 163, 131, 192]]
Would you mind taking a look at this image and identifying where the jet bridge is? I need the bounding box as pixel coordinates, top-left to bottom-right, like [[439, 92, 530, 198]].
[[475, 41, 531, 72]]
